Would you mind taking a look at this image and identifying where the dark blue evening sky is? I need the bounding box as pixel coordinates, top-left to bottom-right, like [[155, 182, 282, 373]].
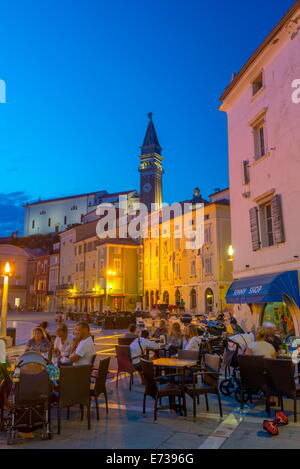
[[0, 0, 295, 235]]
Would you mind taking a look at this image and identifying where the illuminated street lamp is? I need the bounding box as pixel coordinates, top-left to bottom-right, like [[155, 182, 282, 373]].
[[1, 262, 12, 337], [228, 245, 234, 262]]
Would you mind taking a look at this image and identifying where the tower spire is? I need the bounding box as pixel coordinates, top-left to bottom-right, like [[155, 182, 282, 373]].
[[141, 112, 162, 155]]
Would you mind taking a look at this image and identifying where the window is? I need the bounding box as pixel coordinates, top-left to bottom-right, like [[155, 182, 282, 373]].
[[64, 216, 67, 225], [32, 220, 35, 229], [78, 245, 82, 255], [155, 245, 159, 257], [99, 259, 104, 270], [253, 118, 266, 160], [252, 72, 263, 96], [81, 214, 84, 222], [204, 257, 212, 275], [175, 262, 180, 278], [175, 238, 180, 250], [163, 265, 168, 280], [190, 260, 196, 277], [265, 204, 274, 247], [114, 259, 121, 271], [55, 226, 59, 233], [204, 227, 211, 244], [249, 195, 285, 251], [48, 218, 51, 227]]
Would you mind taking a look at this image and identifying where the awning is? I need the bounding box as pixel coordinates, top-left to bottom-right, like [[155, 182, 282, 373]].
[[226, 270, 300, 308]]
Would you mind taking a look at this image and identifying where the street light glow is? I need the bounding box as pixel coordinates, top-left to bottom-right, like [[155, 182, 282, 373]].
[[3, 262, 11, 275]]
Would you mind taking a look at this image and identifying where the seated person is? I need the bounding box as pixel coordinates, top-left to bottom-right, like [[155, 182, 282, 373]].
[[152, 319, 168, 340], [53, 323, 74, 364], [25, 327, 51, 355], [247, 327, 277, 358], [124, 324, 138, 339], [130, 329, 160, 370], [167, 322, 183, 355], [183, 324, 202, 351], [70, 322, 96, 366]]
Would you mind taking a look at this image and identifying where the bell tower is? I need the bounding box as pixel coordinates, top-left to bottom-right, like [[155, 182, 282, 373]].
[[138, 113, 163, 212]]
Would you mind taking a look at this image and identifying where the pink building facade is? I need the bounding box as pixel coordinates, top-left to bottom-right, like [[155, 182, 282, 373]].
[[220, 1, 300, 336]]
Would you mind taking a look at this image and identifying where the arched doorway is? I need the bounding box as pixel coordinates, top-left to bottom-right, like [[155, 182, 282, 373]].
[[155, 290, 160, 303], [163, 291, 169, 305], [190, 288, 197, 310], [175, 289, 181, 305], [261, 301, 295, 339], [145, 291, 149, 309], [150, 290, 154, 308], [205, 288, 214, 312]]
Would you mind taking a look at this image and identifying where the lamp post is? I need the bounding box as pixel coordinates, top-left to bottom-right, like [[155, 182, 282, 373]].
[[1, 262, 11, 337]]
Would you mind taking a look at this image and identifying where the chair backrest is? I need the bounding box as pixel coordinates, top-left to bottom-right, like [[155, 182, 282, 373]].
[[140, 359, 158, 399], [118, 337, 135, 346], [238, 355, 265, 390], [59, 365, 91, 407], [94, 357, 111, 396], [178, 350, 199, 361], [264, 358, 296, 397], [115, 345, 135, 374], [203, 354, 221, 387]]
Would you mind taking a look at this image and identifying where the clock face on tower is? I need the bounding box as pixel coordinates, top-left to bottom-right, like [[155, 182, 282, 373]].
[[143, 183, 152, 193]]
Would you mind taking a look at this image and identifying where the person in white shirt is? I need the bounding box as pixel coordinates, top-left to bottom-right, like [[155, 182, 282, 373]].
[[53, 323, 74, 364], [247, 327, 277, 359], [183, 324, 202, 351], [70, 322, 96, 366], [130, 329, 160, 369]]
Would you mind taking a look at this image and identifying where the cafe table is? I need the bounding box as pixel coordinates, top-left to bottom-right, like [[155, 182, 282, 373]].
[[152, 358, 198, 415], [152, 357, 198, 384]]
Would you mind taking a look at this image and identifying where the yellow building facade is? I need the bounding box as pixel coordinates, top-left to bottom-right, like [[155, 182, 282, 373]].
[[143, 191, 232, 314]]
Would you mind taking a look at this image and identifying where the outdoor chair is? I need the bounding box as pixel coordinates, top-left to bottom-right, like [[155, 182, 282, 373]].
[[264, 358, 300, 422], [90, 357, 110, 420], [141, 359, 186, 421], [115, 345, 137, 390], [185, 354, 223, 418], [51, 365, 92, 434], [237, 355, 266, 409], [178, 350, 199, 361]]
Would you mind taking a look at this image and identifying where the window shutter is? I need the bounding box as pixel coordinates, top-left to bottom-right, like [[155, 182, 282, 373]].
[[271, 195, 285, 244], [249, 207, 260, 251]]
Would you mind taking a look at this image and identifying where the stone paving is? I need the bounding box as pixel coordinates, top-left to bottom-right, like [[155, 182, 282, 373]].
[[1, 312, 300, 449]]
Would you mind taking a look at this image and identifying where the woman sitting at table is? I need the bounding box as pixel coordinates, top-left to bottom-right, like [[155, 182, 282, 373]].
[[25, 327, 51, 355], [152, 319, 168, 340], [167, 322, 183, 355], [53, 323, 74, 364], [183, 325, 202, 351]]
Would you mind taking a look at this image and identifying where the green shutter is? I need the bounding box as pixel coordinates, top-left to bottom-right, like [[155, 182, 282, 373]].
[[271, 195, 285, 244], [249, 207, 261, 251]]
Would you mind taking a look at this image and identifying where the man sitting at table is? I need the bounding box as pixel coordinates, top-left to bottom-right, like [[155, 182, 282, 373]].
[[130, 329, 160, 371], [70, 322, 96, 366], [124, 324, 138, 339]]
